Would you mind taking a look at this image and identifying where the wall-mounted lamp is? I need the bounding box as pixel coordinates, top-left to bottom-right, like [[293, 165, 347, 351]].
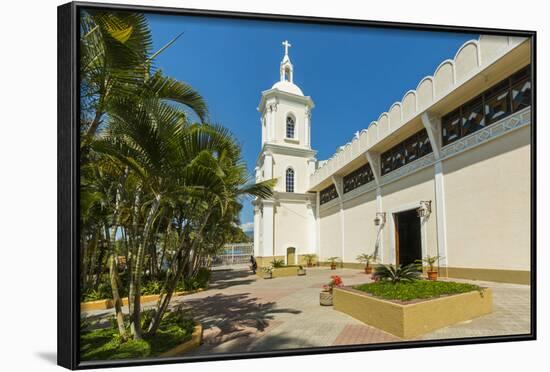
[[374, 212, 386, 226], [417, 200, 432, 218]]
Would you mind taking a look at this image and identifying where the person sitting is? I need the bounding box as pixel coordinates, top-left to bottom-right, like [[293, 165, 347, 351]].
[[249, 255, 258, 274]]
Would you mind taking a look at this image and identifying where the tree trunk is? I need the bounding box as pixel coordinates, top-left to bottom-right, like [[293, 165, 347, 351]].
[[147, 210, 212, 335], [109, 254, 127, 339], [129, 194, 161, 340]]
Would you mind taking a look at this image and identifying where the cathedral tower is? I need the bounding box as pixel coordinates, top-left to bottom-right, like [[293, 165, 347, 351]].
[[253, 40, 318, 266]]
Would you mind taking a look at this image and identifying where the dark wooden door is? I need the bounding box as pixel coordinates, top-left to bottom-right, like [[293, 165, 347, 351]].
[[395, 209, 422, 266]]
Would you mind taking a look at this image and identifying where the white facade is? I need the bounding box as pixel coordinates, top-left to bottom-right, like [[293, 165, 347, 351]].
[[253, 36, 532, 284]]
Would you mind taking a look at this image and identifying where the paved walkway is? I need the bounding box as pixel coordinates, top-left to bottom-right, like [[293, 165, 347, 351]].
[[82, 267, 531, 354]]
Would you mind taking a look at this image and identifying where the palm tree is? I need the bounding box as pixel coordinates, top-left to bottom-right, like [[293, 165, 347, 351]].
[[79, 10, 276, 342], [80, 10, 208, 150]]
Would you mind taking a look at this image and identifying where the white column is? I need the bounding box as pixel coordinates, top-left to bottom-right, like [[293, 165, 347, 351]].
[[366, 151, 385, 263], [375, 187, 385, 263], [270, 104, 276, 142], [307, 200, 316, 254], [421, 111, 448, 269], [305, 107, 311, 148], [262, 200, 275, 257], [315, 191, 321, 258], [261, 117, 266, 145], [253, 203, 261, 257], [434, 161, 448, 267], [264, 153, 273, 179], [332, 176, 345, 264], [265, 108, 271, 143]]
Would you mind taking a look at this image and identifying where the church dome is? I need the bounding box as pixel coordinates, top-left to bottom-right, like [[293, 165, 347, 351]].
[[271, 80, 304, 96]]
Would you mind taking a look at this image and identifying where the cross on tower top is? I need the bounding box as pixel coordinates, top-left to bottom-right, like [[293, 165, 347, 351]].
[[282, 40, 292, 56]]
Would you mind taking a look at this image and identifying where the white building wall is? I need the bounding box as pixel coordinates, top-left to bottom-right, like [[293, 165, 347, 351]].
[[273, 200, 314, 261], [319, 204, 342, 260], [443, 125, 530, 271], [342, 191, 378, 264]]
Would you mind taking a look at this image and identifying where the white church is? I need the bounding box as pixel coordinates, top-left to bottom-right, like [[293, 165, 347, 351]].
[[252, 36, 532, 285]]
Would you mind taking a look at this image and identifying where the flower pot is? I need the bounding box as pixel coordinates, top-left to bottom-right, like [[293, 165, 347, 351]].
[[263, 272, 273, 279], [330, 264, 337, 270], [365, 266, 373, 274], [320, 291, 333, 306], [297, 269, 306, 276], [307, 263, 313, 268], [427, 271, 438, 281]]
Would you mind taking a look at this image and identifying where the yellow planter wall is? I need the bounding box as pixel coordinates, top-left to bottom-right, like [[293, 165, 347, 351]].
[[334, 286, 492, 339]]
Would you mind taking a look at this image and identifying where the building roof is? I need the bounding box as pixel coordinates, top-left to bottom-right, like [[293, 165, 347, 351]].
[[271, 80, 304, 96]]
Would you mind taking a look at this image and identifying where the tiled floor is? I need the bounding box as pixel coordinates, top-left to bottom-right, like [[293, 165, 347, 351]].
[[82, 266, 531, 354]]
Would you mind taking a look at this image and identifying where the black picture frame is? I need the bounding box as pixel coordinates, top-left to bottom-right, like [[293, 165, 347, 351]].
[[58, 1, 537, 369]]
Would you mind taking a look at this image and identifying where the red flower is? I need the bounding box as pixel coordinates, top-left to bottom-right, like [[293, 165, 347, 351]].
[[325, 275, 344, 292]]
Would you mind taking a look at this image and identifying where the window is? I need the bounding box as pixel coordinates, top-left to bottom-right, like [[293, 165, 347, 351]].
[[320, 184, 338, 205], [442, 109, 461, 146], [286, 168, 295, 193], [381, 129, 432, 175], [286, 116, 295, 138], [462, 95, 485, 136], [343, 163, 374, 193], [284, 67, 291, 81], [511, 67, 532, 112], [441, 65, 531, 146], [484, 80, 510, 124]]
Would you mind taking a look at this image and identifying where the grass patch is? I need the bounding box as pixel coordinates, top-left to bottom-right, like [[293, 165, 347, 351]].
[[80, 309, 195, 361], [353, 280, 482, 302]]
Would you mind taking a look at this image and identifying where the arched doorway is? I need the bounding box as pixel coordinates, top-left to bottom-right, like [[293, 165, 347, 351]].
[[286, 247, 296, 265]]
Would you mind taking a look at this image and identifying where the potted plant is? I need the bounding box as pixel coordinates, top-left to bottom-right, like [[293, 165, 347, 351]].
[[415, 255, 443, 281], [356, 253, 377, 274], [297, 265, 306, 276], [303, 254, 317, 268], [327, 256, 340, 270], [262, 266, 273, 279], [320, 275, 344, 306]]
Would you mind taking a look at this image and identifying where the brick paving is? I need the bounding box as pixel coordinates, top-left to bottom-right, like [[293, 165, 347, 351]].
[[82, 266, 531, 355]]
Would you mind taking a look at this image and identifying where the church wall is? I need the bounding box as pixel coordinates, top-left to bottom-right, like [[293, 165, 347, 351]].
[[319, 204, 342, 261], [273, 100, 308, 148], [272, 153, 311, 193], [273, 201, 313, 264], [342, 190, 378, 264], [380, 166, 438, 265], [443, 125, 530, 272]]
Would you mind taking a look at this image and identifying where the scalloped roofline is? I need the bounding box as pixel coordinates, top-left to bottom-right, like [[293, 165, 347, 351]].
[[312, 35, 527, 175]]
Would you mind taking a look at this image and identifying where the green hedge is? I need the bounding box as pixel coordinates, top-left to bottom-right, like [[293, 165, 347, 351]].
[[354, 280, 482, 302], [80, 309, 195, 361]]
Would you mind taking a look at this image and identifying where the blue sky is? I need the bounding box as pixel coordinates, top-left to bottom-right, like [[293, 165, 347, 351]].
[[146, 13, 476, 229]]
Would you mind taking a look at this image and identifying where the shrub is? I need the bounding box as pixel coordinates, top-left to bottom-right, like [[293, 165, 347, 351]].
[[182, 267, 211, 291], [271, 259, 285, 268], [80, 308, 195, 361], [372, 263, 421, 283], [354, 280, 482, 302], [81, 282, 113, 302], [141, 280, 163, 295]]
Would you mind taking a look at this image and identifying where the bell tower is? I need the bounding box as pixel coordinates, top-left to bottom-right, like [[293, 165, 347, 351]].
[[253, 40, 318, 266]]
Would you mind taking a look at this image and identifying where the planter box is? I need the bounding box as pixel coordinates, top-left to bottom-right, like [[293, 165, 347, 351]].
[[122, 294, 161, 306], [81, 288, 206, 312], [159, 323, 203, 357], [256, 266, 300, 278], [333, 286, 492, 339], [80, 299, 113, 311]]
